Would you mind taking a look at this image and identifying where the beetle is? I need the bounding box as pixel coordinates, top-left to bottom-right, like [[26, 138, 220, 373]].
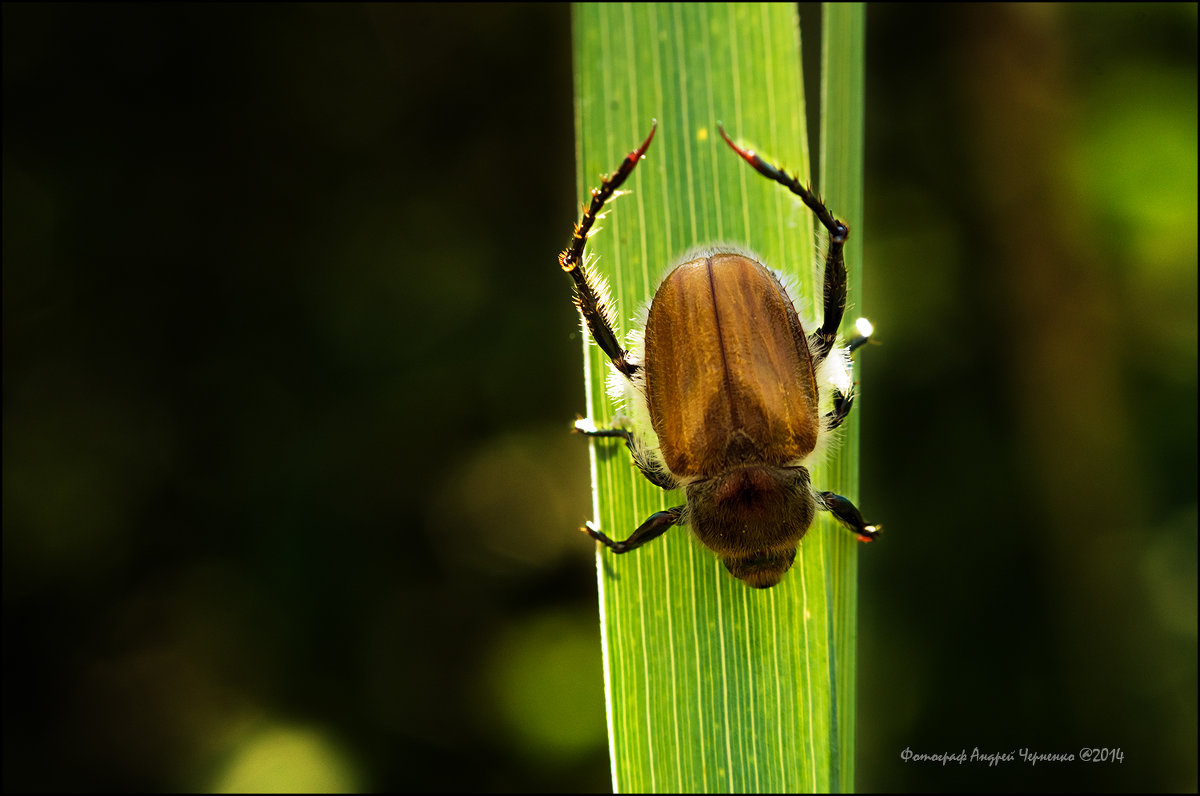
[[559, 121, 880, 589]]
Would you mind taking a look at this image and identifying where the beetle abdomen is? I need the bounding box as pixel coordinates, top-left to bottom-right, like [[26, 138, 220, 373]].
[[644, 253, 820, 477]]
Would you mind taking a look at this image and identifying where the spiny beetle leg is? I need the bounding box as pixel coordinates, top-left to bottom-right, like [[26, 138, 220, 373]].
[[574, 422, 678, 491], [558, 122, 658, 377], [825, 388, 855, 431], [583, 506, 685, 554], [826, 321, 873, 430], [818, 491, 881, 542], [718, 123, 849, 362]]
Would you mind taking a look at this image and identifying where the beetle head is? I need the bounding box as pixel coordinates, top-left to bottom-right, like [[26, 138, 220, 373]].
[[686, 465, 816, 589]]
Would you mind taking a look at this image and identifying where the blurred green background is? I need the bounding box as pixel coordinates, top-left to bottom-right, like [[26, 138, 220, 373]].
[[3, 3, 1195, 792]]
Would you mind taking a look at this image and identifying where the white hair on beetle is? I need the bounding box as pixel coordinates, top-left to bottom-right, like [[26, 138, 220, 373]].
[[603, 318, 684, 487]]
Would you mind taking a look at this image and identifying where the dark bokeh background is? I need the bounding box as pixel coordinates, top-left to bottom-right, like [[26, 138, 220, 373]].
[[3, 4, 1195, 792]]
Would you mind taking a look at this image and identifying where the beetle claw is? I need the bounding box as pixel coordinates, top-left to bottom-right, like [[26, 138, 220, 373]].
[[857, 524, 882, 543]]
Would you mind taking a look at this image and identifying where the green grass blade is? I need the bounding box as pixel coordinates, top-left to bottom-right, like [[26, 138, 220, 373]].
[[570, 4, 866, 791], [821, 4, 868, 791]]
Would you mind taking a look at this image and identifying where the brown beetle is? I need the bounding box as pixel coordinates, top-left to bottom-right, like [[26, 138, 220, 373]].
[[559, 122, 879, 589]]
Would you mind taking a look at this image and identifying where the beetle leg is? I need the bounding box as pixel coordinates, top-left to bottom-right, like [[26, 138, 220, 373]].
[[825, 389, 855, 431], [558, 122, 658, 378], [574, 424, 679, 491], [817, 491, 881, 543], [825, 318, 874, 430], [718, 124, 849, 362], [811, 230, 850, 363], [583, 506, 685, 554]]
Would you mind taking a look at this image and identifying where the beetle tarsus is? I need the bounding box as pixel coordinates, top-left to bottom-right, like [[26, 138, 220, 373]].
[[856, 525, 882, 543], [720, 126, 851, 364], [558, 122, 658, 379], [585, 507, 684, 554], [818, 491, 880, 543], [574, 426, 629, 440], [825, 389, 855, 431], [577, 424, 679, 491], [847, 334, 871, 354]]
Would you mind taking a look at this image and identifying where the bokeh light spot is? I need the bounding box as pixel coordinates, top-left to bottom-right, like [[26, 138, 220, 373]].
[[209, 725, 361, 794]]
